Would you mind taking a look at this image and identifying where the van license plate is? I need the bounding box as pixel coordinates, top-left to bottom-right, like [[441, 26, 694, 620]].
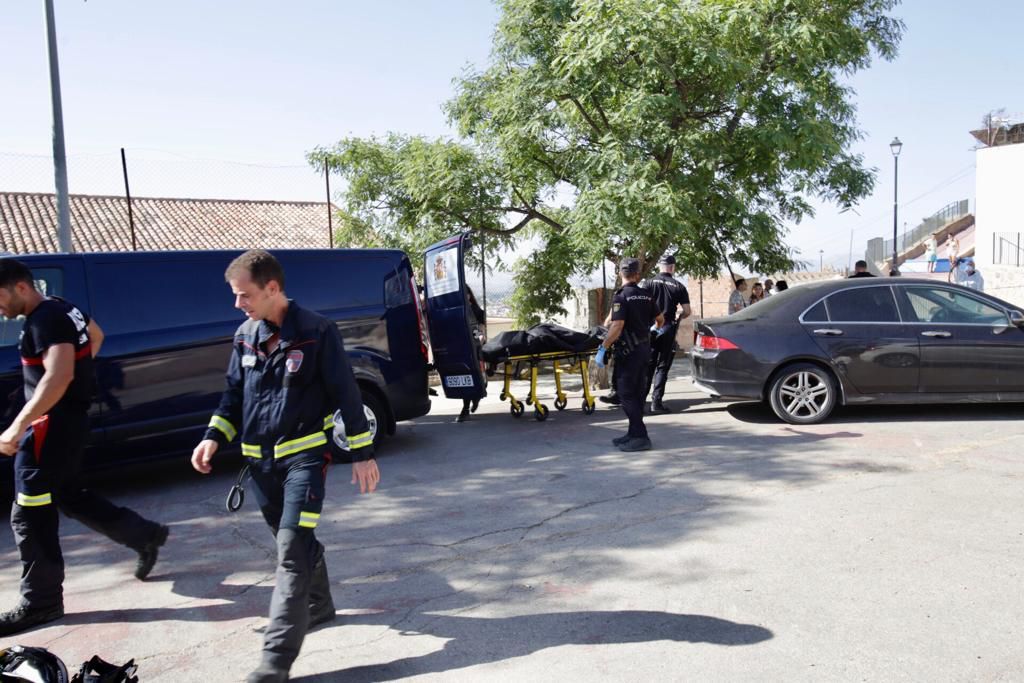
[[444, 375, 475, 388]]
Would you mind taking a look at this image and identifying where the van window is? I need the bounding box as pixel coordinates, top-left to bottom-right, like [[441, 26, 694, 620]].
[[89, 260, 236, 334], [384, 268, 412, 308], [0, 268, 65, 347]]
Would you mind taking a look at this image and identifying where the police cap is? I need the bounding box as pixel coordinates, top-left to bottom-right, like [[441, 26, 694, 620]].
[[620, 258, 641, 275]]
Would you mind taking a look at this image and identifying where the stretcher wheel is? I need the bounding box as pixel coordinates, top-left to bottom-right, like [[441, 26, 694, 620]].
[[534, 404, 548, 421], [511, 402, 524, 418], [582, 400, 595, 415], [554, 397, 567, 411], [499, 391, 507, 401]]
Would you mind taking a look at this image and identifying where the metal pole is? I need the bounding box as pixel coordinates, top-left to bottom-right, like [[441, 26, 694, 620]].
[[601, 257, 607, 314], [324, 164, 333, 248], [891, 153, 899, 275], [699, 280, 704, 318], [480, 237, 487, 338], [120, 148, 136, 251], [44, 0, 72, 253]]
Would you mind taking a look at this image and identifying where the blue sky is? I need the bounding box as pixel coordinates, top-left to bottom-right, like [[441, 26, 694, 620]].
[[2, 1, 1022, 269]]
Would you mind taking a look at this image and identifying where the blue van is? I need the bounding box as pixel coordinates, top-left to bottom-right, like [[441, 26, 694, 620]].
[[0, 249, 433, 471]]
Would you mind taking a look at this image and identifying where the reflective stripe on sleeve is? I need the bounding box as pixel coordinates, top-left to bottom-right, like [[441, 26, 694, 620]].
[[346, 431, 373, 449], [323, 415, 334, 431], [273, 432, 328, 459], [298, 511, 320, 529], [241, 443, 263, 459], [17, 492, 52, 507], [209, 415, 237, 441]]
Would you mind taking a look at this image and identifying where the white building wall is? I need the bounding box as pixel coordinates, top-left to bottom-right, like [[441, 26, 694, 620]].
[[974, 143, 1024, 308], [975, 143, 1024, 269]]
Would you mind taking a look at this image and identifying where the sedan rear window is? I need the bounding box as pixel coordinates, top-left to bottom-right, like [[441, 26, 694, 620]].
[[825, 287, 900, 323], [802, 301, 828, 322]]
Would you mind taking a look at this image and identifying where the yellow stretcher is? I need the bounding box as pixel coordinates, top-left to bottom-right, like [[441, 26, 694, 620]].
[[496, 350, 598, 421]]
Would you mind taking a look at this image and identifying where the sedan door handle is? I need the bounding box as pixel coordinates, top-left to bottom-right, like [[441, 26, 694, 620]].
[[812, 329, 844, 336], [921, 330, 952, 338]]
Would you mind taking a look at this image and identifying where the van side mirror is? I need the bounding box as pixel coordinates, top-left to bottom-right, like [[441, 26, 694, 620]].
[[1010, 310, 1024, 328]]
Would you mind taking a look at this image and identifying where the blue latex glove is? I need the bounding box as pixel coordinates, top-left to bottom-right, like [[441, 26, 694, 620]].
[[652, 324, 668, 337], [595, 346, 607, 368]]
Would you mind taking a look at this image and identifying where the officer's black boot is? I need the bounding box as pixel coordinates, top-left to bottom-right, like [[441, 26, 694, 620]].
[[308, 552, 336, 629], [650, 400, 671, 414], [135, 524, 170, 580], [247, 663, 288, 683], [0, 601, 64, 636], [255, 528, 313, 682]]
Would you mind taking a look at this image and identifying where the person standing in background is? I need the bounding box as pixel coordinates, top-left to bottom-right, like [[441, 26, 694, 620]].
[[594, 258, 664, 452], [925, 234, 938, 273], [641, 255, 691, 413], [728, 278, 748, 314]]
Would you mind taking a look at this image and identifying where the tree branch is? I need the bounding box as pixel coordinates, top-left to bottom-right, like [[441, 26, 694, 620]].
[[557, 94, 605, 138]]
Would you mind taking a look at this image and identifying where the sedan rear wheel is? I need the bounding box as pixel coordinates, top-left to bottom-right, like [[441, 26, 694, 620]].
[[768, 363, 837, 424]]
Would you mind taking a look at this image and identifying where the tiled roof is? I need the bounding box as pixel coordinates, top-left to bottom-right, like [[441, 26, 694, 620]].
[[0, 192, 335, 254]]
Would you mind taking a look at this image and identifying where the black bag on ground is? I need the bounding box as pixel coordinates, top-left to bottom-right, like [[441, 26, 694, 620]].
[[70, 655, 138, 683]]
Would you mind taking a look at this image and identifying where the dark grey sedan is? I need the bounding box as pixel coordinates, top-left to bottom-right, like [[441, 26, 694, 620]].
[[691, 278, 1024, 424]]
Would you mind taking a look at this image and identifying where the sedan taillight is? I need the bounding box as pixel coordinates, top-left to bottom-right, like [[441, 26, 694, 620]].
[[696, 333, 739, 352]]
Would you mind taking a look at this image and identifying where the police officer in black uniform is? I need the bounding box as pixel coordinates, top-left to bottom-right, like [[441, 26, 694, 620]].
[[191, 250, 379, 683], [641, 254, 691, 413], [595, 258, 664, 452], [0, 258, 169, 636]]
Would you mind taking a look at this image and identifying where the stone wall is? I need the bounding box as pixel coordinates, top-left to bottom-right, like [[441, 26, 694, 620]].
[[977, 265, 1024, 309]]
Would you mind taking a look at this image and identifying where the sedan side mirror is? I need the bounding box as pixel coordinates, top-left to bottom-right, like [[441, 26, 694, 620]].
[[1010, 310, 1024, 327]]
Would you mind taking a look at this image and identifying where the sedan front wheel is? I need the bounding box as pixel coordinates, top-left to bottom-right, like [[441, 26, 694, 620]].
[[768, 363, 838, 425]]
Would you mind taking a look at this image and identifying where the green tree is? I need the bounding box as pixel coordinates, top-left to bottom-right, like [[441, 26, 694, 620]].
[[310, 0, 903, 324]]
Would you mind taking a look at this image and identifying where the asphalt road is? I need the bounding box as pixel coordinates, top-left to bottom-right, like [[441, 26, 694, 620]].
[[1, 360, 1022, 681]]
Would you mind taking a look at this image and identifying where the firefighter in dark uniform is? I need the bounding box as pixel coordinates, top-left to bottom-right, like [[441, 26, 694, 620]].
[[191, 250, 380, 683], [641, 254, 691, 413], [0, 258, 169, 636], [595, 258, 664, 452]]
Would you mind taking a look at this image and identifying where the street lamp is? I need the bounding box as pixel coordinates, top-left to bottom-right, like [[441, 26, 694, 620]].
[[889, 137, 903, 276]]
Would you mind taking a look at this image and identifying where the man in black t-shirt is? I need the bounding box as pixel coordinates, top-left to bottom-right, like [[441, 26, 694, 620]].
[[848, 260, 876, 278], [595, 258, 664, 452], [641, 254, 691, 412], [0, 259, 168, 636]]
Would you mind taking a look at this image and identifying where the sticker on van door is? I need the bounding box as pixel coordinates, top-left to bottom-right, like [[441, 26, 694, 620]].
[[426, 246, 460, 298]]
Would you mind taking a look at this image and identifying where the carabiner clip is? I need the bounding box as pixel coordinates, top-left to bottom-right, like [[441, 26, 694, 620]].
[[226, 463, 251, 513]]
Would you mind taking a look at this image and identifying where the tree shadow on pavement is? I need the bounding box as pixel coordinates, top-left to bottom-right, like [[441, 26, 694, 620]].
[[296, 611, 771, 682]]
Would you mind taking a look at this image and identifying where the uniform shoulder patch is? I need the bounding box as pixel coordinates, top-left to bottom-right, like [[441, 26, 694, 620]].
[[285, 349, 304, 373]]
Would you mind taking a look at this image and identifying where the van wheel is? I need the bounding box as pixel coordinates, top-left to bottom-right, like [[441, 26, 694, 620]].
[[360, 390, 386, 450], [768, 363, 837, 425]]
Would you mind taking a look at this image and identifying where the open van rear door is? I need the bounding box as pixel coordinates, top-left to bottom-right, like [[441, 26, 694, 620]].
[[423, 232, 487, 401]]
